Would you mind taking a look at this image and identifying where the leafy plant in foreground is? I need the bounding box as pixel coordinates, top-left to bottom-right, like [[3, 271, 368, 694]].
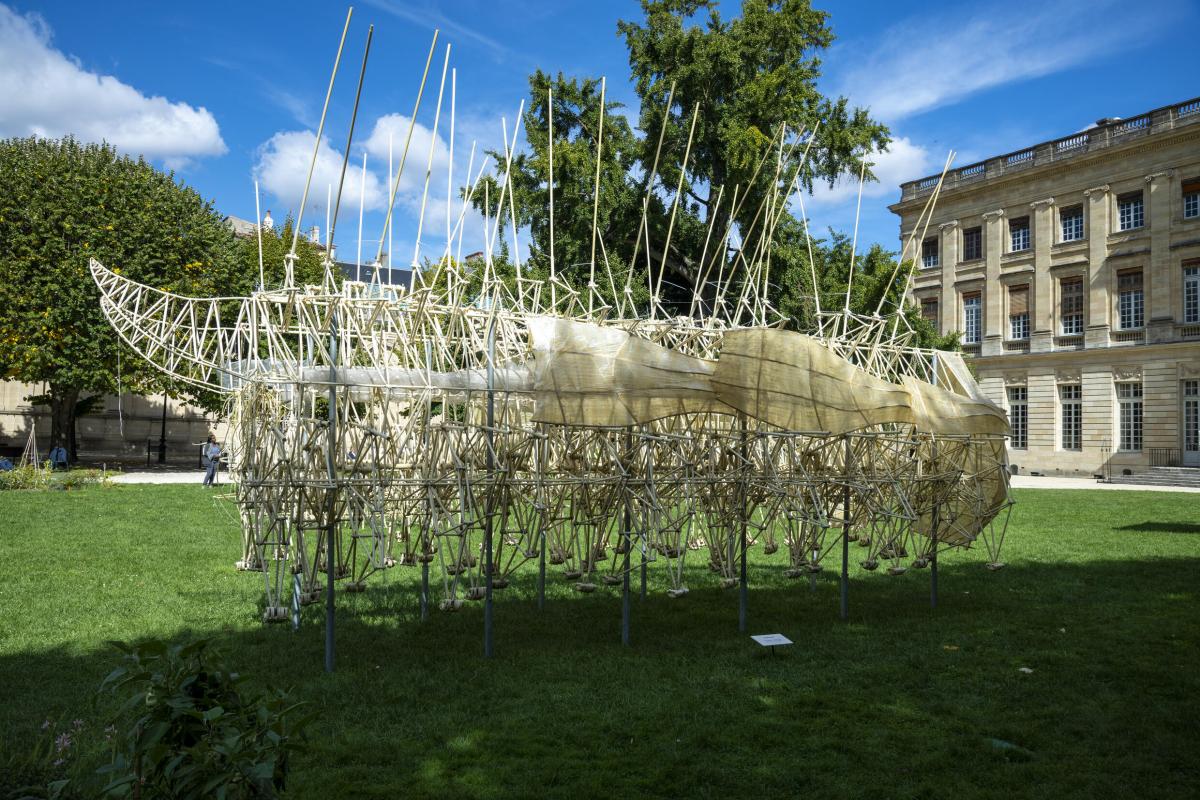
[[97, 639, 311, 799]]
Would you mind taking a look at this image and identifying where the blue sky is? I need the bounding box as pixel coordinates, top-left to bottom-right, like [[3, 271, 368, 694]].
[[1, 0, 1196, 266]]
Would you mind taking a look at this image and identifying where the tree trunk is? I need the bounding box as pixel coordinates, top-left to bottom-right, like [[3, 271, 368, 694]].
[[48, 384, 79, 461]]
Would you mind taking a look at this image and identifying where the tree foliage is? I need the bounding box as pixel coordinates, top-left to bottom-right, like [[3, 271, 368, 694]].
[[0, 137, 243, 455], [471, 72, 653, 312], [478, 0, 897, 319]]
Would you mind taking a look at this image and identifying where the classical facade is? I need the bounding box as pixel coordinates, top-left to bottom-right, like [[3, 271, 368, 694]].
[[891, 97, 1200, 476], [0, 382, 222, 465]]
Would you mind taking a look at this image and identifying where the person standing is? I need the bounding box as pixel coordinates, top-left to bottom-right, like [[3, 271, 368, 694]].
[[202, 434, 222, 486]]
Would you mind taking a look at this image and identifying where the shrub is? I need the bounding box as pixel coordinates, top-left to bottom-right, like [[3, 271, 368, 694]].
[[0, 716, 86, 800], [96, 639, 310, 799], [0, 466, 108, 491]]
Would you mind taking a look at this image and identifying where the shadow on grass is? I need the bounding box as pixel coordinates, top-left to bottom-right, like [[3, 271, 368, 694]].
[[3, 555, 1199, 799], [1116, 521, 1200, 534]]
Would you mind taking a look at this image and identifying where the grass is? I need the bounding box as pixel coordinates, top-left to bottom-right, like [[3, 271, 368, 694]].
[[1, 484, 1198, 799]]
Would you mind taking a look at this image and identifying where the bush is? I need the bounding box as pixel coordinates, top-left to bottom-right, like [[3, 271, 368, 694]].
[[0, 716, 87, 800], [96, 639, 310, 799], [0, 465, 107, 491]]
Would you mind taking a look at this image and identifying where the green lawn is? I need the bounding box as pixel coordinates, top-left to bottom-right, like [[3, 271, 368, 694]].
[[1, 485, 1198, 799]]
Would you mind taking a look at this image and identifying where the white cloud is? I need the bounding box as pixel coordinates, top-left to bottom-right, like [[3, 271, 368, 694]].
[[252, 130, 387, 228], [0, 5, 225, 162], [253, 110, 507, 265], [833, 0, 1177, 122], [364, 113, 452, 194], [803, 137, 936, 208]]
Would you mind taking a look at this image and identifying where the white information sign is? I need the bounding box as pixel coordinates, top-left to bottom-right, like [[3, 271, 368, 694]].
[[751, 633, 793, 648]]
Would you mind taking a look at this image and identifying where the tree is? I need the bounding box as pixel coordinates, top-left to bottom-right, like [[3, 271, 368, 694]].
[[230, 215, 329, 294], [0, 137, 244, 460], [772, 227, 959, 350], [621, 0, 889, 293], [477, 0, 894, 319], [470, 72, 654, 313]]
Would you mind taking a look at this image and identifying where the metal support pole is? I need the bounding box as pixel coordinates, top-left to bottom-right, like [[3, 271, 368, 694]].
[[622, 428, 632, 645], [622, 511, 631, 646], [930, 438, 939, 610], [640, 556, 647, 600], [738, 415, 748, 632], [537, 528, 546, 611], [840, 435, 851, 622], [291, 572, 301, 631], [157, 391, 167, 464], [324, 311, 339, 673], [483, 317, 495, 658], [809, 540, 818, 593], [420, 560, 429, 621]]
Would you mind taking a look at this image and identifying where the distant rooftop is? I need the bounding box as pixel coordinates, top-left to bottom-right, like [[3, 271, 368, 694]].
[[335, 261, 412, 287], [894, 96, 1200, 206]]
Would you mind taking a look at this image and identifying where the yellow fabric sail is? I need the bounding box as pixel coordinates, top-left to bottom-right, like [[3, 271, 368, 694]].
[[529, 319, 1008, 440]]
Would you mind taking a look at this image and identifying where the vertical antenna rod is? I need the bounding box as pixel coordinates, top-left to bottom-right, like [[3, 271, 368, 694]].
[[290, 7, 354, 265], [587, 77, 606, 318], [843, 154, 868, 313], [376, 31, 440, 264], [254, 180, 265, 290], [329, 23, 374, 249]]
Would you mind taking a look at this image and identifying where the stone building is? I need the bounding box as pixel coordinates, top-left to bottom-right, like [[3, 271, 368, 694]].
[[891, 97, 1200, 477]]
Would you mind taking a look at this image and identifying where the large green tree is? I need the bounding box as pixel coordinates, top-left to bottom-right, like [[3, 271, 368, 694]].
[[476, 0, 899, 321], [619, 0, 888, 289], [471, 72, 655, 312], [0, 137, 245, 459]]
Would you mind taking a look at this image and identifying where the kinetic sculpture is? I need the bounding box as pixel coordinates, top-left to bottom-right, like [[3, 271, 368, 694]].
[[91, 13, 1012, 646]]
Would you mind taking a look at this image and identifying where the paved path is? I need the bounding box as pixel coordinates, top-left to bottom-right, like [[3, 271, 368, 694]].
[[104, 470, 1200, 493], [109, 470, 217, 485], [1010, 474, 1200, 493]]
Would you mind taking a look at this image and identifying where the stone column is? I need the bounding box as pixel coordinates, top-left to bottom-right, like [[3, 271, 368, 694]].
[[939, 219, 958, 335], [1145, 171, 1174, 343], [1084, 185, 1111, 348], [1030, 197, 1055, 353], [982, 209, 1005, 356]]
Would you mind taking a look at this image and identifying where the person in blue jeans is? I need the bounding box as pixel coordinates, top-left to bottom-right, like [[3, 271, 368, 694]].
[[202, 435, 222, 486], [48, 445, 68, 470]]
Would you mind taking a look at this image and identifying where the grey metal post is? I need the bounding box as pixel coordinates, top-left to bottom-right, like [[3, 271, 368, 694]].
[[291, 572, 301, 631], [840, 434, 851, 622], [640, 558, 647, 600], [809, 542, 818, 592], [420, 560, 429, 621], [325, 311, 339, 673], [738, 415, 748, 632], [536, 423, 546, 612], [930, 438, 939, 609], [483, 316, 495, 658], [622, 508, 632, 645], [622, 428, 632, 645], [537, 528, 546, 611]]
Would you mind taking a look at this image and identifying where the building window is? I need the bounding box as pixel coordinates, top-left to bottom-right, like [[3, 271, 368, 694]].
[[962, 226, 982, 261], [1008, 285, 1029, 340], [1183, 178, 1199, 219], [1117, 382, 1143, 451], [1117, 269, 1144, 329], [1060, 277, 1084, 335], [1060, 205, 1083, 242], [1185, 264, 1200, 324], [1117, 191, 1144, 231], [921, 297, 940, 333], [1008, 387, 1027, 449], [1009, 216, 1030, 252], [963, 293, 981, 344], [1186, 380, 1199, 454], [922, 237, 939, 268], [1060, 384, 1082, 451]]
